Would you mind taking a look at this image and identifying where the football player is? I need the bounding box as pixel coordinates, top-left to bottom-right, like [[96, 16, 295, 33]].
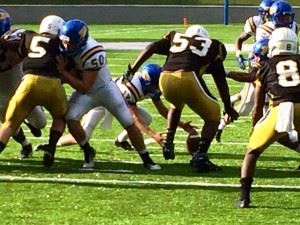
[[235, 0, 275, 70], [124, 24, 238, 172], [56, 63, 197, 149], [57, 19, 161, 170], [236, 28, 300, 208], [0, 15, 68, 167], [0, 9, 47, 159], [216, 38, 270, 142], [255, 0, 299, 41]]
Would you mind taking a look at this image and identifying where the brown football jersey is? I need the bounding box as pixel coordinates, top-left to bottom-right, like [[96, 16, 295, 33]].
[[258, 54, 300, 104], [150, 31, 227, 76], [18, 30, 61, 78]]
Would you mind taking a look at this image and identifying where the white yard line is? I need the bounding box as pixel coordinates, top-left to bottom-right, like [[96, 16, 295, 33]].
[[102, 42, 251, 51], [0, 175, 299, 190]]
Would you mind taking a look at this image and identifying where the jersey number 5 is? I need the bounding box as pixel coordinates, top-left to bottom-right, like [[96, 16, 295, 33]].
[[169, 33, 212, 57], [28, 36, 50, 58]]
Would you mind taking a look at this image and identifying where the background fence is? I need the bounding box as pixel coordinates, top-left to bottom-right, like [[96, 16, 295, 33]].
[[2, 4, 300, 24]]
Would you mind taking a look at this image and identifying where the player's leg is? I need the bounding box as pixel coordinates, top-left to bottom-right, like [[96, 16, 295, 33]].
[[236, 106, 281, 208], [57, 106, 106, 146], [65, 92, 96, 169], [115, 107, 151, 150], [38, 76, 68, 167], [24, 106, 47, 137], [104, 81, 160, 170], [184, 72, 222, 172]]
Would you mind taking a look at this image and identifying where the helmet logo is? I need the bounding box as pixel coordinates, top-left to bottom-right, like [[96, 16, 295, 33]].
[[269, 6, 276, 15], [141, 71, 151, 82], [0, 12, 9, 19], [79, 26, 87, 40]]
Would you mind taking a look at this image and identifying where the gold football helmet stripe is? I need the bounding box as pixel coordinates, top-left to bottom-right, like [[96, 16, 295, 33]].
[[259, 24, 274, 34], [248, 17, 256, 33], [125, 81, 140, 102]]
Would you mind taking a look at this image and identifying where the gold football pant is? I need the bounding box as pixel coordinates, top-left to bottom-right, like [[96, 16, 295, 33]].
[[248, 103, 300, 152], [3, 74, 68, 131], [159, 71, 220, 122]]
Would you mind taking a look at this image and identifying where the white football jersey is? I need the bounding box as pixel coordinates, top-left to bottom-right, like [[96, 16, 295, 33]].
[[115, 72, 161, 104], [243, 15, 264, 36], [73, 37, 112, 93], [255, 21, 299, 41]]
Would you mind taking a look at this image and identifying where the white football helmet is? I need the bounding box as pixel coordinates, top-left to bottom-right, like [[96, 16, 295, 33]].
[[185, 25, 209, 38], [268, 27, 298, 57], [39, 15, 65, 35]]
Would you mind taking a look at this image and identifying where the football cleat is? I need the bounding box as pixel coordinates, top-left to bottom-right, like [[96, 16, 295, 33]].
[[34, 143, 49, 151], [20, 144, 33, 159], [215, 129, 223, 143], [43, 150, 54, 167], [144, 163, 161, 171], [190, 152, 222, 172], [24, 120, 42, 137], [234, 199, 251, 208], [82, 147, 96, 169], [162, 141, 175, 160], [114, 140, 134, 150]]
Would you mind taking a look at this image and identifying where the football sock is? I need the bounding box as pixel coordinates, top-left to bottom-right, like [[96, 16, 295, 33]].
[[0, 141, 6, 153], [139, 151, 154, 164], [49, 130, 62, 149], [240, 177, 253, 201], [197, 137, 211, 153], [12, 128, 30, 147]]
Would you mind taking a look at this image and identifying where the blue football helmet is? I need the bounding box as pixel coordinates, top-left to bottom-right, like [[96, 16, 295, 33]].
[[0, 9, 11, 36], [270, 0, 294, 28], [252, 38, 269, 61], [139, 64, 161, 93], [258, 0, 275, 21], [141, 64, 161, 85], [59, 19, 89, 56]]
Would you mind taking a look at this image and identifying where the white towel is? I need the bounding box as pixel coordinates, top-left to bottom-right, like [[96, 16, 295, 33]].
[[275, 102, 295, 133]]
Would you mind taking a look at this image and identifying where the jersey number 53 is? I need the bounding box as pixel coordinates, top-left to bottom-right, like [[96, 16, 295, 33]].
[[169, 32, 212, 57]]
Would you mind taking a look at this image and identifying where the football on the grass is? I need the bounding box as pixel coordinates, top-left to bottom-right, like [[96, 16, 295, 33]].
[[186, 130, 201, 155]]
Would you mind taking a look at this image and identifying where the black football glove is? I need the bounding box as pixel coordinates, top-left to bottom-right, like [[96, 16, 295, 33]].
[[236, 54, 246, 70], [123, 64, 134, 81]]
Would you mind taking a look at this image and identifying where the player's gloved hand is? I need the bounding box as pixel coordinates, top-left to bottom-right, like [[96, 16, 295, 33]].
[[236, 55, 246, 70], [224, 106, 239, 123], [236, 51, 246, 70], [123, 64, 134, 81]]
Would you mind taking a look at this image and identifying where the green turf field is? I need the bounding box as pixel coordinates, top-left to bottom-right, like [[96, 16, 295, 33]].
[[0, 24, 299, 225]]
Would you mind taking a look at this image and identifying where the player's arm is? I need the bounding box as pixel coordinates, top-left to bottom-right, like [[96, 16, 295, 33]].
[[56, 54, 97, 93], [235, 32, 251, 55], [152, 99, 196, 133], [227, 70, 256, 82], [209, 56, 239, 121], [130, 34, 170, 74], [251, 82, 265, 126], [128, 103, 163, 145]]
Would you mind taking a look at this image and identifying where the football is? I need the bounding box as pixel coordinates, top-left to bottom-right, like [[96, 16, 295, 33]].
[[186, 130, 201, 155]]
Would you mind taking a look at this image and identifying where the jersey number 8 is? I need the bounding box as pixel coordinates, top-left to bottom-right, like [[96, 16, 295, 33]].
[[276, 60, 300, 87]]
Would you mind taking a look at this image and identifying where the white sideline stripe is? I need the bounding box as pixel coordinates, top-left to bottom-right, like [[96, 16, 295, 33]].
[[0, 175, 299, 190], [102, 42, 250, 52]]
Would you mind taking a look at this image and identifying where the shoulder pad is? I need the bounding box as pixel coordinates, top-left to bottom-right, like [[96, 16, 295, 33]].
[[2, 28, 25, 41], [80, 40, 106, 70]]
